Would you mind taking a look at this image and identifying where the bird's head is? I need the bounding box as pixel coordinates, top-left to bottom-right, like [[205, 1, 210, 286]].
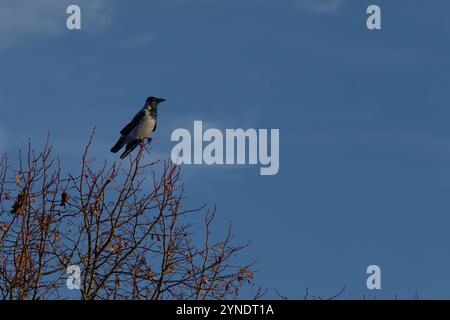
[[146, 96, 166, 108]]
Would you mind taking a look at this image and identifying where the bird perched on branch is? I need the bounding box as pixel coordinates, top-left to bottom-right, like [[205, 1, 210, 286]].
[[111, 96, 166, 159]]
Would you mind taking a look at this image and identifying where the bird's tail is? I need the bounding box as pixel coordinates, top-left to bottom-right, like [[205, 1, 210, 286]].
[[120, 140, 141, 160], [111, 136, 125, 153]]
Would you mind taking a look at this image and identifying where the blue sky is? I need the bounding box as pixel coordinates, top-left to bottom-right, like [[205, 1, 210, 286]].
[[1, 0, 450, 299]]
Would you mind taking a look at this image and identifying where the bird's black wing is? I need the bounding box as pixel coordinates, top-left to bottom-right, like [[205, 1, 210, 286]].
[[152, 121, 157, 132], [120, 110, 146, 136]]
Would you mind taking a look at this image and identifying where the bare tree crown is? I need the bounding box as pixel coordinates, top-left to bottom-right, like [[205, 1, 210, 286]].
[[0, 133, 255, 300]]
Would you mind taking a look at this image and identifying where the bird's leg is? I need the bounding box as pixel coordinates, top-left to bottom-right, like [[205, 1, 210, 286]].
[[140, 139, 151, 154]]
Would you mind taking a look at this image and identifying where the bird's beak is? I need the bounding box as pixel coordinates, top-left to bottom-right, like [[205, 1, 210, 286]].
[[157, 98, 166, 103]]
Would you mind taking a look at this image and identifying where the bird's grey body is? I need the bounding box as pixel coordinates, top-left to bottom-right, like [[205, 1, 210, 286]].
[[111, 97, 165, 159], [123, 107, 156, 144]]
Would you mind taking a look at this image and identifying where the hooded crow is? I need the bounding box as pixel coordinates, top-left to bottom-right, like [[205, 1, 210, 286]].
[[111, 96, 165, 159]]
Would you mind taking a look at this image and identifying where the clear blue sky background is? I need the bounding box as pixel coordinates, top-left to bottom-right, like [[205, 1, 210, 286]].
[[1, 0, 450, 299]]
